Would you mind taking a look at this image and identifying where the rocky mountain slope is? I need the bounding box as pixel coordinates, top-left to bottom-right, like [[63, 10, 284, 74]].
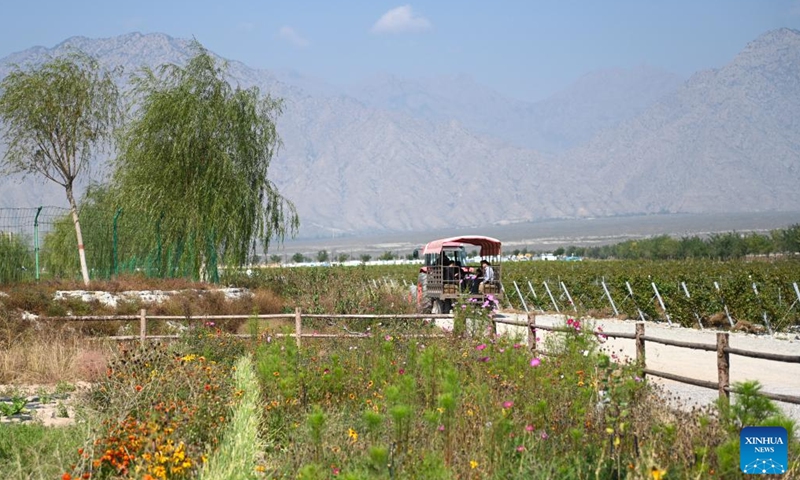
[[1, 29, 799, 237]]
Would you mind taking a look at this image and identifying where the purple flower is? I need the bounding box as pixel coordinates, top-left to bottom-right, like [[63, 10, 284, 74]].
[[478, 356, 490, 362], [530, 358, 541, 367], [541, 432, 549, 440], [476, 343, 487, 351], [502, 401, 514, 409]]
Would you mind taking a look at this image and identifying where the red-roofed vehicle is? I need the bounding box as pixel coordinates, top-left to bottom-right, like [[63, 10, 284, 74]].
[[417, 235, 503, 314]]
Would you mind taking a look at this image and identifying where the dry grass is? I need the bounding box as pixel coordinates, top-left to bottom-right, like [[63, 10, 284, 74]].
[[0, 318, 115, 384]]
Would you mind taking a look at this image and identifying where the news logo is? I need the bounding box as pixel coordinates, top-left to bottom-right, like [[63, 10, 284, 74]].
[[740, 426, 788, 475]]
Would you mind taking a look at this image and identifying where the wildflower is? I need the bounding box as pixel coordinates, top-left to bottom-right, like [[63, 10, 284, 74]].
[[204, 321, 215, 327], [502, 401, 513, 409], [62, 474, 71, 480], [582, 350, 589, 356], [478, 356, 490, 362], [323, 368, 330, 375], [525, 424, 534, 432], [516, 445, 525, 452], [438, 425, 445, 431], [513, 343, 521, 349], [530, 358, 541, 367], [398, 368, 405, 375], [348, 428, 358, 443], [476, 343, 487, 351], [541, 432, 549, 440], [385, 335, 393, 341], [470, 460, 479, 469], [634, 376, 643, 382], [650, 467, 667, 480]]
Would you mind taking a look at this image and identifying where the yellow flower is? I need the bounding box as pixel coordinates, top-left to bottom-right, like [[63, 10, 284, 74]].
[[348, 428, 359, 443], [467, 409, 474, 416], [470, 460, 479, 469], [651, 466, 667, 480]]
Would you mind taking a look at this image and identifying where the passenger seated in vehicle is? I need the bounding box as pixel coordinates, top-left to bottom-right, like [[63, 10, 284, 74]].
[[474, 259, 495, 294]]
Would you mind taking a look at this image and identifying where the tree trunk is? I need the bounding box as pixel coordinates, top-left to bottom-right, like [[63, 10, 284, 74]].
[[66, 184, 90, 286]]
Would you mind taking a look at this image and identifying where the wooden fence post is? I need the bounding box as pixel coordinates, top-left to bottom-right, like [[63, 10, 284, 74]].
[[717, 332, 730, 406], [295, 307, 302, 348], [635, 322, 645, 370], [527, 313, 537, 355], [139, 308, 147, 347]]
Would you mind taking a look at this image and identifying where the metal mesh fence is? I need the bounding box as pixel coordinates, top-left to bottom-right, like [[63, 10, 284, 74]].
[[0, 206, 218, 283]]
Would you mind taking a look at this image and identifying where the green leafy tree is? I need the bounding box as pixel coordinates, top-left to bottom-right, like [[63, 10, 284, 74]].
[[269, 254, 282, 264], [337, 253, 350, 263], [292, 252, 306, 264], [316, 250, 329, 262], [113, 42, 298, 280], [0, 51, 121, 285]]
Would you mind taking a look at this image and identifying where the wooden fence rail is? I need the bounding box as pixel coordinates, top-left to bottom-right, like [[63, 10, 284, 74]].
[[41, 309, 800, 406], [521, 313, 800, 406]]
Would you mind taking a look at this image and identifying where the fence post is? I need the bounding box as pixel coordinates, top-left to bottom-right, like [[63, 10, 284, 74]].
[[295, 307, 302, 348], [635, 322, 645, 369], [34, 206, 43, 281], [717, 332, 730, 406], [139, 308, 147, 346], [527, 313, 537, 355]]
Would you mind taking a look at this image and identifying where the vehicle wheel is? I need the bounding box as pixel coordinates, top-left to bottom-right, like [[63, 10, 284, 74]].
[[443, 299, 452, 314], [431, 299, 443, 315]]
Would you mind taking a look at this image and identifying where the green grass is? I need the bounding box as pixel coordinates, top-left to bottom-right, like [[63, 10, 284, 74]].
[[0, 421, 94, 479], [199, 355, 263, 480]]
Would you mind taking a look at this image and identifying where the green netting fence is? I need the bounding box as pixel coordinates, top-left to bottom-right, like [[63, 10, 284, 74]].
[[0, 206, 219, 283]]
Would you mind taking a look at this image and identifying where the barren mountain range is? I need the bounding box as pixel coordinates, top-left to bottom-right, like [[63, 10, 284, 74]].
[[1, 28, 799, 239]]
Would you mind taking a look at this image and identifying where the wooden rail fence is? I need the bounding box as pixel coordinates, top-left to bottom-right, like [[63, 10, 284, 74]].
[[43, 309, 800, 406], [488, 313, 800, 406]]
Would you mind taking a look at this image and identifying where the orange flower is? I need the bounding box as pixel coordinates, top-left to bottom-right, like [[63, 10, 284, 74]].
[[135, 385, 143, 392], [62, 473, 72, 480]]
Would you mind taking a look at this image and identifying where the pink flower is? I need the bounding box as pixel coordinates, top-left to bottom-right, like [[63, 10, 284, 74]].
[[398, 368, 405, 375], [513, 343, 522, 349], [476, 343, 487, 351], [385, 335, 393, 341], [438, 424, 445, 431], [502, 401, 514, 409], [525, 424, 534, 432], [541, 432, 549, 440], [516, 445, 525, 452], [530, 358, 541, 367]]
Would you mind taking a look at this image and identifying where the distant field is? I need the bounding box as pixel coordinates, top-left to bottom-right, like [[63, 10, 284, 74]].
[[274, 211, 800, 258]]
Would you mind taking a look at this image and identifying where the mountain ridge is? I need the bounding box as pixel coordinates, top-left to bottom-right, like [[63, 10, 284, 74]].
[[1, 29, 799, 238]]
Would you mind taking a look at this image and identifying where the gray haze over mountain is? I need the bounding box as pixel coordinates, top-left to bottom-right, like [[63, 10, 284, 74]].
[[1, 29, 799, 239]]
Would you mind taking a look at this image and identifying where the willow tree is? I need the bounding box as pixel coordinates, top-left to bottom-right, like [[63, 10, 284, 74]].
[[0, 51, 121, 285], [113, 43, 298, 279]]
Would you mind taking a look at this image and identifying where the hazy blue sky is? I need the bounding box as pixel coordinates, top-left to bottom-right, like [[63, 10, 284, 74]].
[[2, 1, 799, 101]]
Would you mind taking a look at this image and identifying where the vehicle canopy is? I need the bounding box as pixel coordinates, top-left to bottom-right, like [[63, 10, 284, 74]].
[[421, 235, 502, 257]]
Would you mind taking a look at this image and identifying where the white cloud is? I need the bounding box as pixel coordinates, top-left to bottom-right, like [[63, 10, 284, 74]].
[[371, 5, 432, 34], [278, 26, 310, 47]]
